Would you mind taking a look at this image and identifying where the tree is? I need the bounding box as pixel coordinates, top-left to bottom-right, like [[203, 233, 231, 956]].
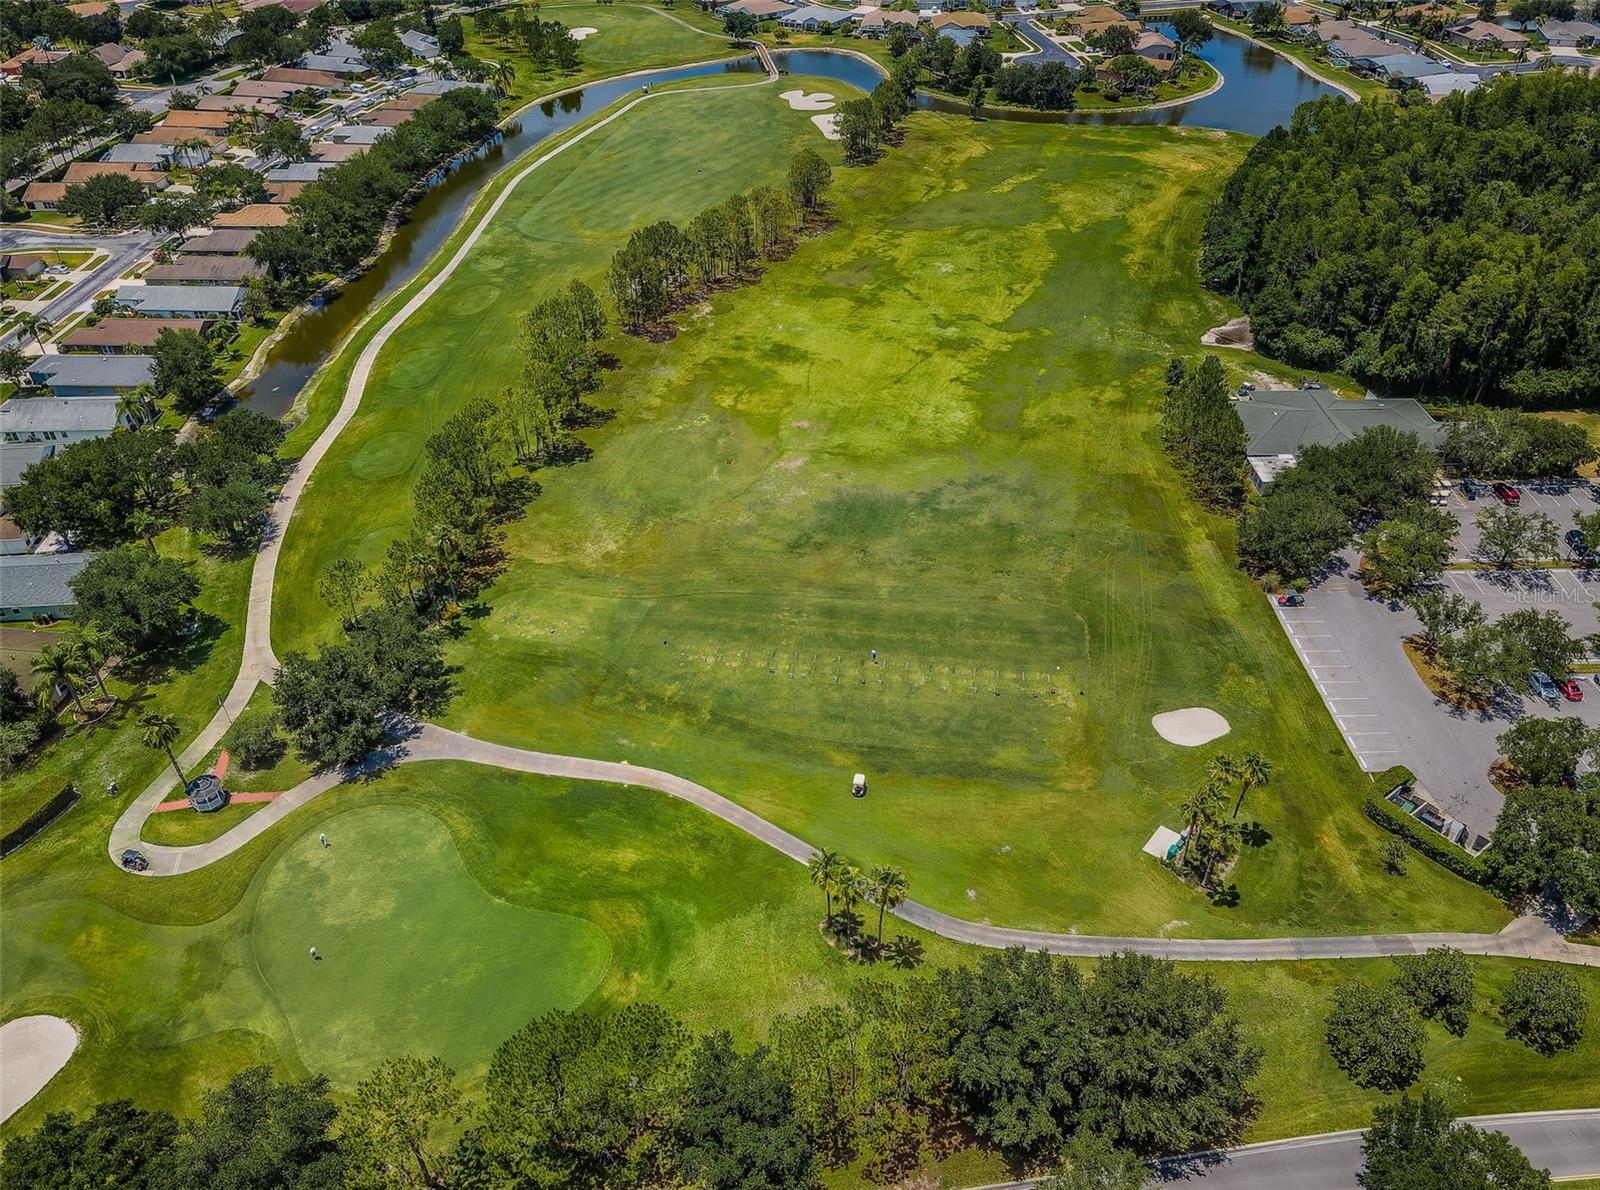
[[807, 847, 842, 922], [466, 1005, 689, 1187], [0, 344, 30, 385], [319, 557, 372, 627], [1361, 1094, 1551, 1190], [231, 4, 302, 66], [231, 712, 286, 770], [1159, 356, 1246, 510], [1475, 505, 1560, 568], [151, 327, 222, 414], [1077, 952, 1260, 1155], [1233, 750, 1271, 820], [139, 711, 186, 787], [30, 641, 91, 717], [838, 97, 880, 164], [69, 547, 199, 652], [1324, 979, 1425, 1091], [339, 1056, 464, 1190], [723, 9, 758, 37], [941, 947, 1088, 1155], [15, 311, 53, 352], [1501, 966, 1587, 1056], [1406, 589, 1483, 651], [1038, 1130, 1151, 1190], [59, 171, 147, 228], [967, 78, 987, 120], [138, 193, 213, 236], [1168, 8, 1215, 54], [162, 1065, 344, 1187], [787, 147, 832, 214], [1392, 946, 1474, 1037], [676, 1031, 820, 1190], [1248, 2, 1288, 34], [254, 116, 310, 161], [1484, 782, 1599, 915], [1496, 717, 1600, 786], [437, 14, 465, 56], [353, 21, 408, 72], [1360, 505, 1455, 597], [1573, 508, 1600, 558], [3, 428, 179, 550], [0, 1100, 177, 1190], [1237, 471, 1350, 581], [1097, 23, 1137, 55], [868, 863, 909, 944]]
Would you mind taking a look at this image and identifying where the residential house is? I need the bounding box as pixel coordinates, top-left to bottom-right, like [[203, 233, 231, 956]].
[[264, 161, 337, 182], [90, 42, 146, 76], [1134, 29, 1177, 65], [22, 162, 169, 211], [720, 0, 794, 17], [144, 257, 266, 284], [857, 8, 920, 36], [157, 109, 238, 131], [410, 79, 492, 95], [66, 2, 114, 14], [1069, 6, 1135, 34], [1, 397, 135, 445], [1237, 388, 1443, 490], [265, 181, 307, 202], [133, 128, 226, 148], [213, 203, 291, 228], [1282, 5, 1319, 35], [0, 443, 53, 554], [299, 52, 372, 77], [59, 317, 209, 353], [931, 10, 990, 33], [1207, 0, 1280, 14], [0, 47, 69, 77], [360, 106, 417, 126], [103, 141, 212, 166], [230, 78, 316, 99], [779, 4, 856, 29], [320, 123, 391, 143], [195, 94, 284, 115], [0, 553, 98, 622], [0, 255, 48, 282], [112, 284, 245, 317], [1314, 20, 1399, 65], [261, 66, 345, 87], [384, 92, 439, 111], [1444, 18, 1527, 48], [1540, 18, 1600, 45], [310, 140, 366, 162], [1367, 51, 1445, 80], [1416, 70, 1479, 98], [399, 29, 441, 58], [178, 229, 259, 254], [24, 354, 156, 397]]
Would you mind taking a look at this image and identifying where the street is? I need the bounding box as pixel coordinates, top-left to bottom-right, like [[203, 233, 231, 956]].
[[0, 227, 161, 349]]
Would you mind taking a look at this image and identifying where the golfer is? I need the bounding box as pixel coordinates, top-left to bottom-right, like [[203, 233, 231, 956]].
[[319, 832, 328, 848], [309, 946, 319, 960]]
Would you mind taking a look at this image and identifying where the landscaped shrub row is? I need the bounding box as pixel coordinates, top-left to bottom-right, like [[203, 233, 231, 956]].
[[0, 783, 79, 858], [1363, 797, 1489, 886]]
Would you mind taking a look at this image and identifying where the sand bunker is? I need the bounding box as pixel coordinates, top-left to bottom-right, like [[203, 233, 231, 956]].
[[1201, 315, 1254, 349], [1152, 707, 1230, 747], [781, 89, 836, 111], [811, 113, 842, 140], [570, 26, 598, 40], [0, 1015, 78, 1123]]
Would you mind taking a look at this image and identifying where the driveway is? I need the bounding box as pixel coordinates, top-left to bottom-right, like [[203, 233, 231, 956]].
[[1002, 15, 1085, 68], [0, 228, 160, 349], [1274, 554, 1600, 843]]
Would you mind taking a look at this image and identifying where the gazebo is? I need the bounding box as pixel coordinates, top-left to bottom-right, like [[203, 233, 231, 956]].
[[185, 773, 228, 813]]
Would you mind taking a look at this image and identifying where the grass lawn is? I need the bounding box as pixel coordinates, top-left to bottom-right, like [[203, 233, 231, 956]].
[[275, 88, 1504, 941], [465, 0, 738, 110], [1208, 15, 1389, 101], [1075, 61, 1220, 109]]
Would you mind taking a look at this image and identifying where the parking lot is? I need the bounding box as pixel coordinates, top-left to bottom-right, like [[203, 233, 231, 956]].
[[1446, 478, 1599, 563], [1274, 553, 1600, 845], [1441, 567, 1600, 638]]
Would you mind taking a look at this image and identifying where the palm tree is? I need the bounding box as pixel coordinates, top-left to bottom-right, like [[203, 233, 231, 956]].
[[119, 385, 156, 429], [490, 59, 515, 96], [836, 864, 865, 917], [140, 712, 186, 787], [176, 135, 212, 169], [1179, 781, 1226, 870], [1206, 752, 1238, 788], [807, 847, 842, 922], [73, 622, 117, 704], [128, 508, 160, 555], [868, 864, 909, 945], [16, 312, 52, 351], [30, 642, 90, 717], [1234, 751, 1273, 820]]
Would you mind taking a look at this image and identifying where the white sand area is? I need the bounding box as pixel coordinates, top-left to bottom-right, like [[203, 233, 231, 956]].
[[570, 26, 598, 40], [811, 113, 842, 140], [781, 89, 836, 111], [1152, 707, 1230, 747], [0, 1015, 79, 1123]]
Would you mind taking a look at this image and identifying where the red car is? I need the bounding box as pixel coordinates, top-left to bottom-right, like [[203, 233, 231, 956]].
[[1492, 482, 1521, 506], [1558, 677, 1584, 702]]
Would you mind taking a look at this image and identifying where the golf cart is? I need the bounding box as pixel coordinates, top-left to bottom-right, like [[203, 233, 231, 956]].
[[120, 848, 149, 872], [851, 773, 867, 799]]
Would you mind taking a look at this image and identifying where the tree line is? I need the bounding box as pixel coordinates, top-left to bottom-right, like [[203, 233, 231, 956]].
[[0, 948, 1266, 1189], [469, 7, 581, 75], [1201, 72, 1600, 405]]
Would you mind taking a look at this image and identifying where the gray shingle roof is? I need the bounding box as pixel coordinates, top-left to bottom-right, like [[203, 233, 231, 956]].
[[25, 354, 155, 389], [1238, 389, 1444, 457], [0, 552, 96, 610], [115, 284, 243, 314], [410, 80, 491, 95], [1, 397, 125, 435], [264, 161, 338, 182], [0, 443, 55, 487]]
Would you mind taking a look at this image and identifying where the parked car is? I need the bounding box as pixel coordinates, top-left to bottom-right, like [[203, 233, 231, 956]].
[[1463, 479, 1480, 500], [1299, 380, 1325, 390], [1277, 592, 1304, 607], [1568, 528, 1597, 561], [119, 848, 149, 872], [1558, 676, 1584, 702], [1530, 670, 1560, 701], [1493, 482, 1521, 506]]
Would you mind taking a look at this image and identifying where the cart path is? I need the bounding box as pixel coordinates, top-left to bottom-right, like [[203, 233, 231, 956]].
[[104, 56, 1600, 970]]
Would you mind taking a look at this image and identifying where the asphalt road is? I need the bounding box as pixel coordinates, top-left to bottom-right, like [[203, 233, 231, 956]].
[[971, 1109, 1600, 1189], [1002, 15, 1085, 68], [0, 227, 160, 348]]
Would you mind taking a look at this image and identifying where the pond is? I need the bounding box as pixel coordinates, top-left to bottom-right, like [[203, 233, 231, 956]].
[[242, 35, 1341, 418]]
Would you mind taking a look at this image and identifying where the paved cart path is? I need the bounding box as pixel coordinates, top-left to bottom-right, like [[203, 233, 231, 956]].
[[104, 55, 1600, 970]]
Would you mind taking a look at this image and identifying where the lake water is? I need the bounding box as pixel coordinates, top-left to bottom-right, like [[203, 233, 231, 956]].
[[242, 36, 1340, 417]]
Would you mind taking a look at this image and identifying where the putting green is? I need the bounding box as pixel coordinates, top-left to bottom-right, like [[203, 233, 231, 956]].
[[251, 805, 610, 1082]]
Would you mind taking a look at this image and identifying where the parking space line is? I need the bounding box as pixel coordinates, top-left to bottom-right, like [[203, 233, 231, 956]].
[[1346, 731, 1392, 737]]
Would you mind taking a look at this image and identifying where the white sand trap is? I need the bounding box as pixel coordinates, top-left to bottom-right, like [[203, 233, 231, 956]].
[[1, 1015, 78, 1123], [811, 113, 842, 140], [570, 26, 598, 40], [1141, 825, 1183, 860], [781, 89, 836, 111], [1152, 707, 1230, 747]]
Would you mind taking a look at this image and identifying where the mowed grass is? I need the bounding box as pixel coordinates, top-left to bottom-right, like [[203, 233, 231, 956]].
[[275, 95, 1505, 940], [465, 1, 734, 108], [0, 761, 964, 1137]]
